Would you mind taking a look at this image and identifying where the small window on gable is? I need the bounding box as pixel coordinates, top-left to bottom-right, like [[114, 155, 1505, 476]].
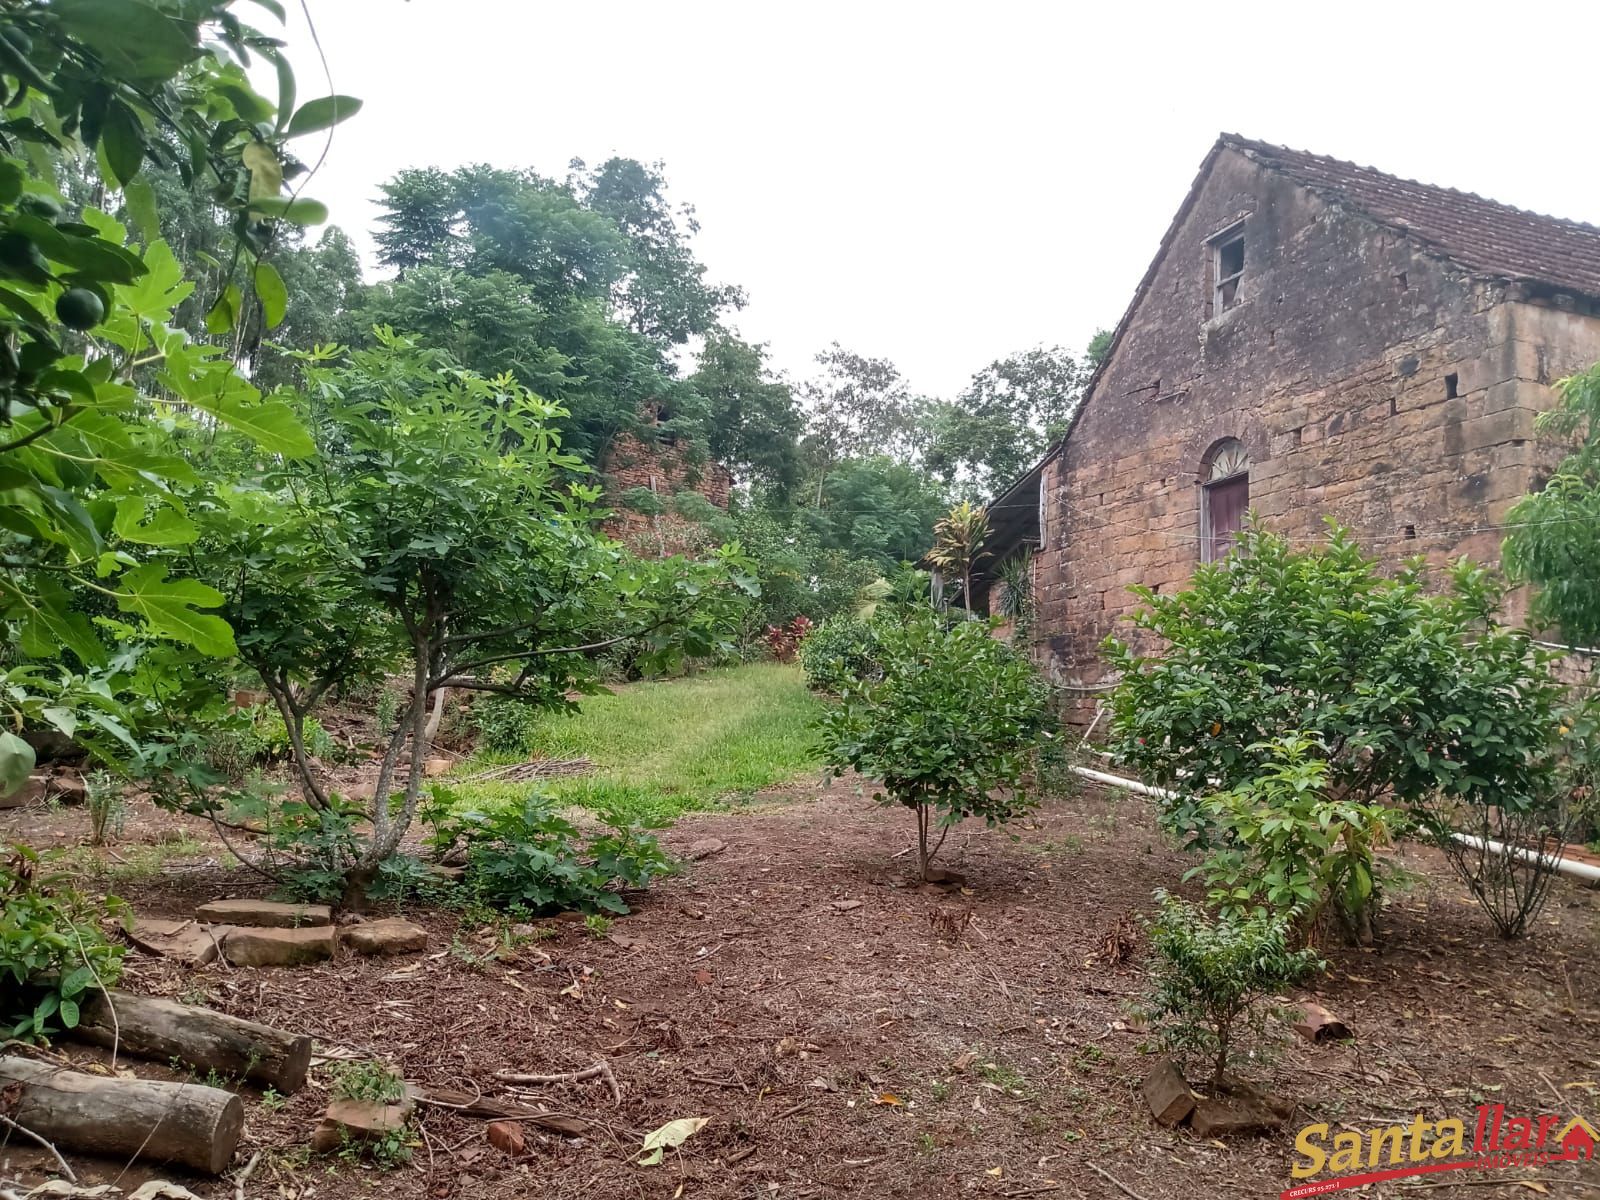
[[1211, 224, 1246, 315]]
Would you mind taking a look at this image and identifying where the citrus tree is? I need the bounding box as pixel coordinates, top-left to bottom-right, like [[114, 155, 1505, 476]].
[[0, 0, 355, 794], [196, 331, 757, 904], [815, 612, 1051, 879], [1106, 523, 1580, 939]]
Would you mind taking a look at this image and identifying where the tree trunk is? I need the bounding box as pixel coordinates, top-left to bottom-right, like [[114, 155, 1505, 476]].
[[0, 1054, 244, 1175], [72, 989, 313, 1093], [423, 685, 449, 743], [346, 627, 435, 908], [264, 678, 329, 810], [916, 805, 931, 881]]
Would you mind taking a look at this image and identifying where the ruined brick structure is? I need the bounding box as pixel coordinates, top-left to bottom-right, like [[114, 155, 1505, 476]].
[[601, 417, 732, 558], [978, 135, 1600, 719]]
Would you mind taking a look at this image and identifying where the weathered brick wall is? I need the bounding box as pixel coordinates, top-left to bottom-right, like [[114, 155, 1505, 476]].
[[1036, 145, 1600, 719], [601, 429, 733, 558]]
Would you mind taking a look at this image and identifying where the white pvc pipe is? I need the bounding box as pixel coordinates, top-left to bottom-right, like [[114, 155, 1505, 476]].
[[1451, 832, 1600, 885], [1070, 764, 1177, 800], [1070, 765, 1600, 887]]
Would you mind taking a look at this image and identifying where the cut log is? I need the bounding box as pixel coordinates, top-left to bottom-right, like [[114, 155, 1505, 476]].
[[72, 990, 313, 1094], [0, 1054, 243, 1175]]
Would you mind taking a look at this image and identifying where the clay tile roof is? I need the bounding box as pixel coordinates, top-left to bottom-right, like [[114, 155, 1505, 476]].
[[1223, 134, 1600, 300]]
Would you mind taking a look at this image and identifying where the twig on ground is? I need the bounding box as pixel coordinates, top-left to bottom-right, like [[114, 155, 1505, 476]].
[[1002, 1186, 1061, 1198], [689, 1073, 747, 1091], [772, 1101, 811, 1120], [1085, 1162, 1152, 1200], [1535, 1071, 1567, 1110], [234, 1149, 261, 1200], [494, 1059, 621, 1105], [0, 1112, 78, 1182], [724, 1146, 757, 1165], [986, 964, 1013, 1001], [70, 925, 118, 1070]]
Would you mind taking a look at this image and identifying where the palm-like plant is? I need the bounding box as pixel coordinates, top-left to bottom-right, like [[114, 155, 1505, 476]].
[[927, 502, 991, 612]]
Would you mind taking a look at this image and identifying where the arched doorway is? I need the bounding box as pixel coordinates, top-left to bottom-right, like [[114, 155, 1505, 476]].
[[1201, 439, 1249, 562]]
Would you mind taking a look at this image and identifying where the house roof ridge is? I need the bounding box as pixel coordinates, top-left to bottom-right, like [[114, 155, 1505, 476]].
[[1220, 133, 1600, 238]]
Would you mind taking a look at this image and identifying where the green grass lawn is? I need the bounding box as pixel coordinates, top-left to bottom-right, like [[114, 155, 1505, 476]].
[[450, 663, 824, 822]]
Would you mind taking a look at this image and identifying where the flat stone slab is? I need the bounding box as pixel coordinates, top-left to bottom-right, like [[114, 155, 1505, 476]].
[[346, 918, 428, 956], [195, 899, 332, 928], [127, 917, 230, 967], [1, 775, 47, 809], [222, 925, 336, 967], [1189, 1087, 1293, 1138], [311, 1094, 416, 1153]]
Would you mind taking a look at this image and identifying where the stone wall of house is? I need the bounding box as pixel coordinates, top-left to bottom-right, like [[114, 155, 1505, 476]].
[[1036, 145, 1600, 721], [601, 429, 733, 558]]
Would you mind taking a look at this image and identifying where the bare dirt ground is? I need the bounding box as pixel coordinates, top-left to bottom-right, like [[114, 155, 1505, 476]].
[[3, 777, 1599, 1200]]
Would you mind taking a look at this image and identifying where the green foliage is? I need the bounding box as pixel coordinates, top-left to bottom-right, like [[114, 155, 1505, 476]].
[[0, 0, 337, 793], [2, 844, 125, 1038], [924, 344, 1088, 499], [262, 797, 435, 906], [800, 616, 883, 693], [798, 457, 948, 569], [1503, 361, 1600, 650], [209, 705, 335, 776], [1193, 735, 1405, 944], [927, 500, 991, 610], [330, 1058, 406, 1105], [470, 694, 544, 754], [1140, 891, 1322, 1087], [815, 613, 1052, 878], [690, 332, 803, 497], [427, 793, 675, 916], [1106, 524, 1567, 852], [192, 331, 753, 902], [85, 769, 123, 846], [1426, 692, 1599, 938]]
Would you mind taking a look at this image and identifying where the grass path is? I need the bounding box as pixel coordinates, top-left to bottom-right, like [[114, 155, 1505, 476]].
[[451, 663, 824, 821]]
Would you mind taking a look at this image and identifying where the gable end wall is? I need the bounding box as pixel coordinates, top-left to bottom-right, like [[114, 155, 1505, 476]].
[[1035, 147, 1600, 714]]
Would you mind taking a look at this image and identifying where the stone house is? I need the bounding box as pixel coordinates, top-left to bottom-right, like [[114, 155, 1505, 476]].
[[976, 134, 1600, 718]]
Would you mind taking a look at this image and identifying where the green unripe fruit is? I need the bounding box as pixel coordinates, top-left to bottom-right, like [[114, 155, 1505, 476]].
[[56, 287, 105, 330]]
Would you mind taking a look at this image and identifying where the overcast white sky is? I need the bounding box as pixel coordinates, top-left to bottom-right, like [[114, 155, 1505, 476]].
[[275, 0, 1600, 398]]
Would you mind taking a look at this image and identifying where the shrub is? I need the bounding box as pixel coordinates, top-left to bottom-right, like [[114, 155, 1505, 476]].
[[800, 616, 883, 693], [427, 793, 675, 915], [1194, 735, 1404, 945], [1106, 524, 1574, 937], [2, 845, 126, 1039], [1421, 693, 1599, 938], [470, 695, 544, 754], [765, 615, 813, 663], [815, 612, 1052, 878], [265, 798, 435, 905], [207, 705, 337, 778], [1141, 891, 1323, 1088]]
